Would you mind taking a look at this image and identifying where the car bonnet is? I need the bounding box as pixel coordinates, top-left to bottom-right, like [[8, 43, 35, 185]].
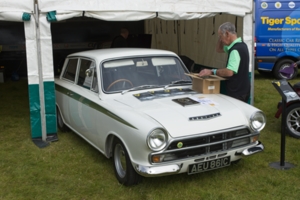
[[114, 94, 249, 138]]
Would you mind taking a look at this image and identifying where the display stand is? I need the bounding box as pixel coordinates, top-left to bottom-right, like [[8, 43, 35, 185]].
[[270, 80, 298, 170]]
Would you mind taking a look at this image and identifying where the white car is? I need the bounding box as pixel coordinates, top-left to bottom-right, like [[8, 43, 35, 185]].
[[55, 48, 266, 186]]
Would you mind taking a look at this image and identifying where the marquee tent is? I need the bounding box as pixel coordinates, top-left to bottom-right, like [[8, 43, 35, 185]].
[[1, 0, 255, 144]]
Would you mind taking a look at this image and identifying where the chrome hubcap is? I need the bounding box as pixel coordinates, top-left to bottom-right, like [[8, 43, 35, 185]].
[[114, 144, 127, 178], [287, 107, 300, 136]]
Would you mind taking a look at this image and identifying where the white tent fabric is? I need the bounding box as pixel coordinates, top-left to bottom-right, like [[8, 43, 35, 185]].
[[0, 0, 33, 12], [0, 12, 26, 21], [39, 0, 252, 22], [158, 12, 216, 20], [49, 11, 82, 22], [85, 11, 156, 21], [38, 0, 252, 15], [39, 13, 55, 81], [25, 19, 39, 84]]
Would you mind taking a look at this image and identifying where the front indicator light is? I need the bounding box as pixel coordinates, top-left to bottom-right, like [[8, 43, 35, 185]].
[[252, 135, 259, 143], [152, 155, 164, 163]]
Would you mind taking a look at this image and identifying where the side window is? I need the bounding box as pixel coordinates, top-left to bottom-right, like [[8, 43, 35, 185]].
[[62, 58, 78, 82], [77, 59, 92, 88]]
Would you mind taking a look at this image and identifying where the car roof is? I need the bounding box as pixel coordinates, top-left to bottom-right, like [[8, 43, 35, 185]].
[[67, 48, 178, 61]]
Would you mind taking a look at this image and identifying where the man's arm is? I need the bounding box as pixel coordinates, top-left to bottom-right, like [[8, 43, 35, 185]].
[[198, 68, 234, 77]]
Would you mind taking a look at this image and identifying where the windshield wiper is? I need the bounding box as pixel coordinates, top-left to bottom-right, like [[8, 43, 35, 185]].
[[121, 85, 161, 95], [164, 80, 192, 89]]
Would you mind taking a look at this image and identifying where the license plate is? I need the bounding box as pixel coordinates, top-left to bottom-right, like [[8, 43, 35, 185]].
[[188, 156, 231, 174]]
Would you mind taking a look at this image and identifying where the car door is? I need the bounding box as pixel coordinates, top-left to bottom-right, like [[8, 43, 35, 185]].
[[59, 58, 79, 126], [69, 58, 99, 144], [81, 62, 100, 145]]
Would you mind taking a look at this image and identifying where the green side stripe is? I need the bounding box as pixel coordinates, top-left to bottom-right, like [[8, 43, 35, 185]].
[[55, 84, 137, 129]]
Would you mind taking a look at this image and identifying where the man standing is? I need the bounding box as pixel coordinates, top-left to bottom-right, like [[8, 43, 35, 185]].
[[110, 28, 129, 48], [198, 22, 250, 103]]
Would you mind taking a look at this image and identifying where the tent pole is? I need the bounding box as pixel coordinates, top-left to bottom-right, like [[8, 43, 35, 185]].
[[35, 3, 47, 142]]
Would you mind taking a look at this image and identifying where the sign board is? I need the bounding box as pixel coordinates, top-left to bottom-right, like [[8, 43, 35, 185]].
[[272, 79, 300, 102]]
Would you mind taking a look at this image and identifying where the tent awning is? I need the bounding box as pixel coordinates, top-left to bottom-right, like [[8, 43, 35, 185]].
[[0, 0, 33, 21], [0, 0, 33, 13], [39, 0, 252, 21]]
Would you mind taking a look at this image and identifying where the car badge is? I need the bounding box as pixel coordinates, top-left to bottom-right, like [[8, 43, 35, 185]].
[[177, 142, 183, 148]]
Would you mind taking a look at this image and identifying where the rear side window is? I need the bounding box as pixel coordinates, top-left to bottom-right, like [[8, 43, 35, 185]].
[[62, 58, 78, 82], [77, 59, 93, 89]]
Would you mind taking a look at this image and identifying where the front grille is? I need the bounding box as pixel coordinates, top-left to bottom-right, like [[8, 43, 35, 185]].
[[150, 127, 258, 163]]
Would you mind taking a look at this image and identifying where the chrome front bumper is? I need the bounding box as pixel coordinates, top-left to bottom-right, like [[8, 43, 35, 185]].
[[135, 141, 264, 177]]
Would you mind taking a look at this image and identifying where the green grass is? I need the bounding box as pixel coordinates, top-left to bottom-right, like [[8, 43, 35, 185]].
[[1, 73, 300, 200]]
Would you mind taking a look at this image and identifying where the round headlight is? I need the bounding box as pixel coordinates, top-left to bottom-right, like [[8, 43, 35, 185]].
[[250, 111, 266, 131], [147, 129, 168, 151]]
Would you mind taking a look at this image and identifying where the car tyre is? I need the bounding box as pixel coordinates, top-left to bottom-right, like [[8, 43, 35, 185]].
[[285, 103, 300, 139], [56, 107, 68, 132], [273, 59, 298, 80], [112, 138, 142, 186]]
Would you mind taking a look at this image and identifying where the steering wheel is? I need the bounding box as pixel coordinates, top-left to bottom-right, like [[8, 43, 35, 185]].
[[107, 79, 133, 91]]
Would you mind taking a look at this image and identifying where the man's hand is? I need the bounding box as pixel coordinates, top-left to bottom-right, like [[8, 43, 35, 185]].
[[198, 69, 213, 77]]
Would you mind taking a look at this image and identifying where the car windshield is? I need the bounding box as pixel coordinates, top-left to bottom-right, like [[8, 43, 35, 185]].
[[101, 56, 191, 93]]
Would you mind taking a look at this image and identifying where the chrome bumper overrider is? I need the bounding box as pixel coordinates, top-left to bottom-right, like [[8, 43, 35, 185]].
[[236, 141, 264, 156], [136, 164, 182, 176]]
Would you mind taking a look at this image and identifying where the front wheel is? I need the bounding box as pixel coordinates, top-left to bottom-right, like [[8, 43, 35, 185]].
[[273, 59, 298, 80], [285, 103, 300, 138], [112, 138, 142, 186]]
